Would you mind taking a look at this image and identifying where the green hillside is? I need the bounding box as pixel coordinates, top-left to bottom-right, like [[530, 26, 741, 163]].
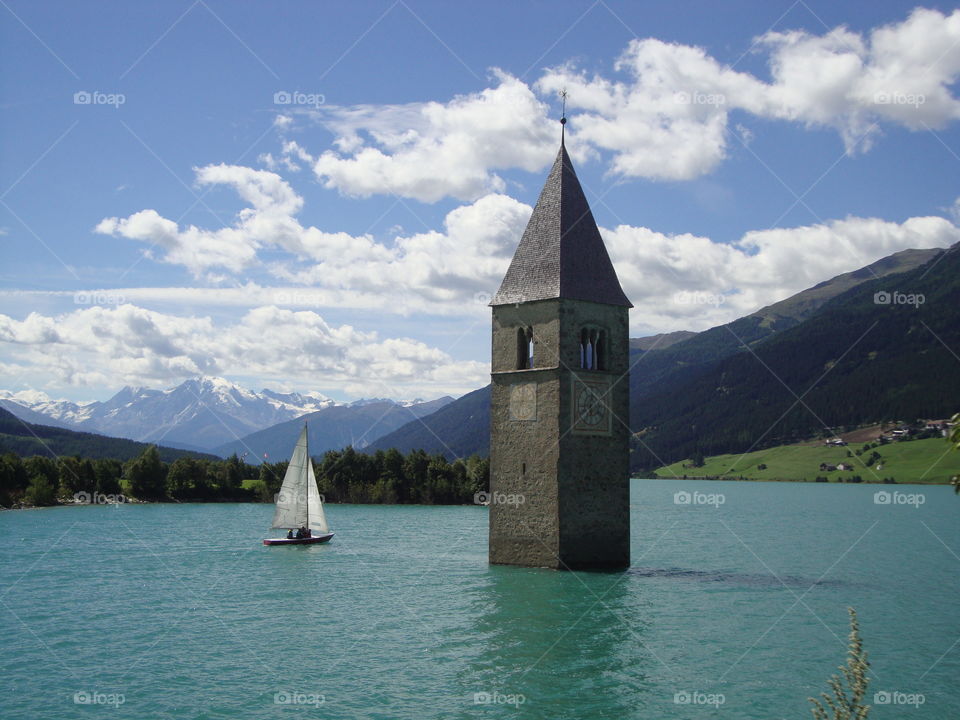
[[655, 437, 959, 484], [630, 245, 960, 471]]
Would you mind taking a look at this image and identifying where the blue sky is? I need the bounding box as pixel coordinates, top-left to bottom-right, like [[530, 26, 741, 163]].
[[1, 0, 959, 402]]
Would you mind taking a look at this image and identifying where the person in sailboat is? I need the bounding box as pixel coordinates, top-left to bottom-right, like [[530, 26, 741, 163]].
[[286, 529, 294, 539]]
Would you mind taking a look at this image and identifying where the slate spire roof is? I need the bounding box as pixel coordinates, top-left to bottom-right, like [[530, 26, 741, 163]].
[[491, 141, 632, 308]]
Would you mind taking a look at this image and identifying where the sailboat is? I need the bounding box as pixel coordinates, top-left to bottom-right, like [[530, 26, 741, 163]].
[[262, 424, 334, 546]]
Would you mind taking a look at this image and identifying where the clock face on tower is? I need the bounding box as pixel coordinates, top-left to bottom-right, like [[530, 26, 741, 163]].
[[509, 382, 537, 421], [572, 376, 611, 434]]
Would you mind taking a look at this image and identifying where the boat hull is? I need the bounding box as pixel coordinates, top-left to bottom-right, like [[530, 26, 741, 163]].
[[263, 533, 334, 546]]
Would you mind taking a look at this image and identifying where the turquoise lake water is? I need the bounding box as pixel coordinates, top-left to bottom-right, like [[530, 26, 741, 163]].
[[1, 479, 958, 719]]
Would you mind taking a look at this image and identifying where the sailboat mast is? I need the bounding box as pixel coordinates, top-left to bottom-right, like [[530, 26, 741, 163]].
[[303, 422, 309, 528]]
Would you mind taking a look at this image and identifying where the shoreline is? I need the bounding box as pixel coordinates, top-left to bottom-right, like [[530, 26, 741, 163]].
[[636, 474, 950, 485], [1, 499, 488, 511]]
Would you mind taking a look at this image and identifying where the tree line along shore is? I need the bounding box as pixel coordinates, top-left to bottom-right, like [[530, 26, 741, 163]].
[[0, 445, 490, 509]]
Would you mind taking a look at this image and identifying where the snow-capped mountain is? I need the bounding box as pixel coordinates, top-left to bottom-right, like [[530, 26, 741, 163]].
[[0, 377, 338, 450], [0, 389, 98, 426]]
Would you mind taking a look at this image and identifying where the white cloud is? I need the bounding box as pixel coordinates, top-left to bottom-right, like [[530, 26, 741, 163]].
[[97, 164, 532, 309], [260, 141, 314, 173], [96, 163, 372, 278], [283, 7, 960, 195], [605, 214, 959, 332], [536, 7, 960, 180], [310, 71, 559, 201], [271, 192, 530, 305], [90, 152, 958, 330], [0, 304, 486, 398], [537, 39, 765, 180]]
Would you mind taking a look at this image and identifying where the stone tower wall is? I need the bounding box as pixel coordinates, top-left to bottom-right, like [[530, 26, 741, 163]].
[[489, 299, 630, 569]]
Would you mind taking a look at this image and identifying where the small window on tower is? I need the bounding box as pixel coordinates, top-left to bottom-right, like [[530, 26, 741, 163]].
[[579, 327, 605, 370], [517, 327, 534, 369]]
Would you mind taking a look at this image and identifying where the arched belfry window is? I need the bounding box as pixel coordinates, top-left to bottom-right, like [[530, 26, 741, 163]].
[[579, 327, 606, 370], [517, 326, 534, 370]]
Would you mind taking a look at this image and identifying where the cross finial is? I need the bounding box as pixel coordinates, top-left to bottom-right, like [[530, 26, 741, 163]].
[[559, 89, 568, 144]]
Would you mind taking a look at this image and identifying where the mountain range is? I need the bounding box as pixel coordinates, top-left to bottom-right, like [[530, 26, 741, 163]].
[[363, 246, 952, 467], [3, 246, 953, 470], [214, 396, 453, 462], [0, 377, 336, 451], [1, 374, 453, 463]]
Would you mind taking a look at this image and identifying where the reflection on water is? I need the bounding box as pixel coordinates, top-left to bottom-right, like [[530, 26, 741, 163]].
[[455, 564, 651, 718]]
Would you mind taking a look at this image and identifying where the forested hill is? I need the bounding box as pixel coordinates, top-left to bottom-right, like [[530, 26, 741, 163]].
[[0, 407, 219, 462], [627, 247, 940, 406], [630, 245, 960, 471]]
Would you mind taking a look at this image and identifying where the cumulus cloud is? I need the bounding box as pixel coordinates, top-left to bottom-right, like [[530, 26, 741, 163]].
[[605, 214, 960, 332], [0, 304, 486, 397], [97, 164, 532, 308], [91, 153, 959, 330], [84, 200, 959, 336], [310, 71, 559, 201], [97, 164, 378, 279], [283, 7, 960, 196], [269, 192, 531, 308], [537, 7, 960, 179]]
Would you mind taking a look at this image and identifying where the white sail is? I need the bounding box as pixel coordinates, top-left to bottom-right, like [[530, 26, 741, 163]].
[[307, 460, 329, 534], [271, 425, 310, 529]]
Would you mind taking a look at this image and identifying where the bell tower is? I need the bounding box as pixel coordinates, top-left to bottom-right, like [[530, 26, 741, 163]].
[[488, 127, 632, 570]]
